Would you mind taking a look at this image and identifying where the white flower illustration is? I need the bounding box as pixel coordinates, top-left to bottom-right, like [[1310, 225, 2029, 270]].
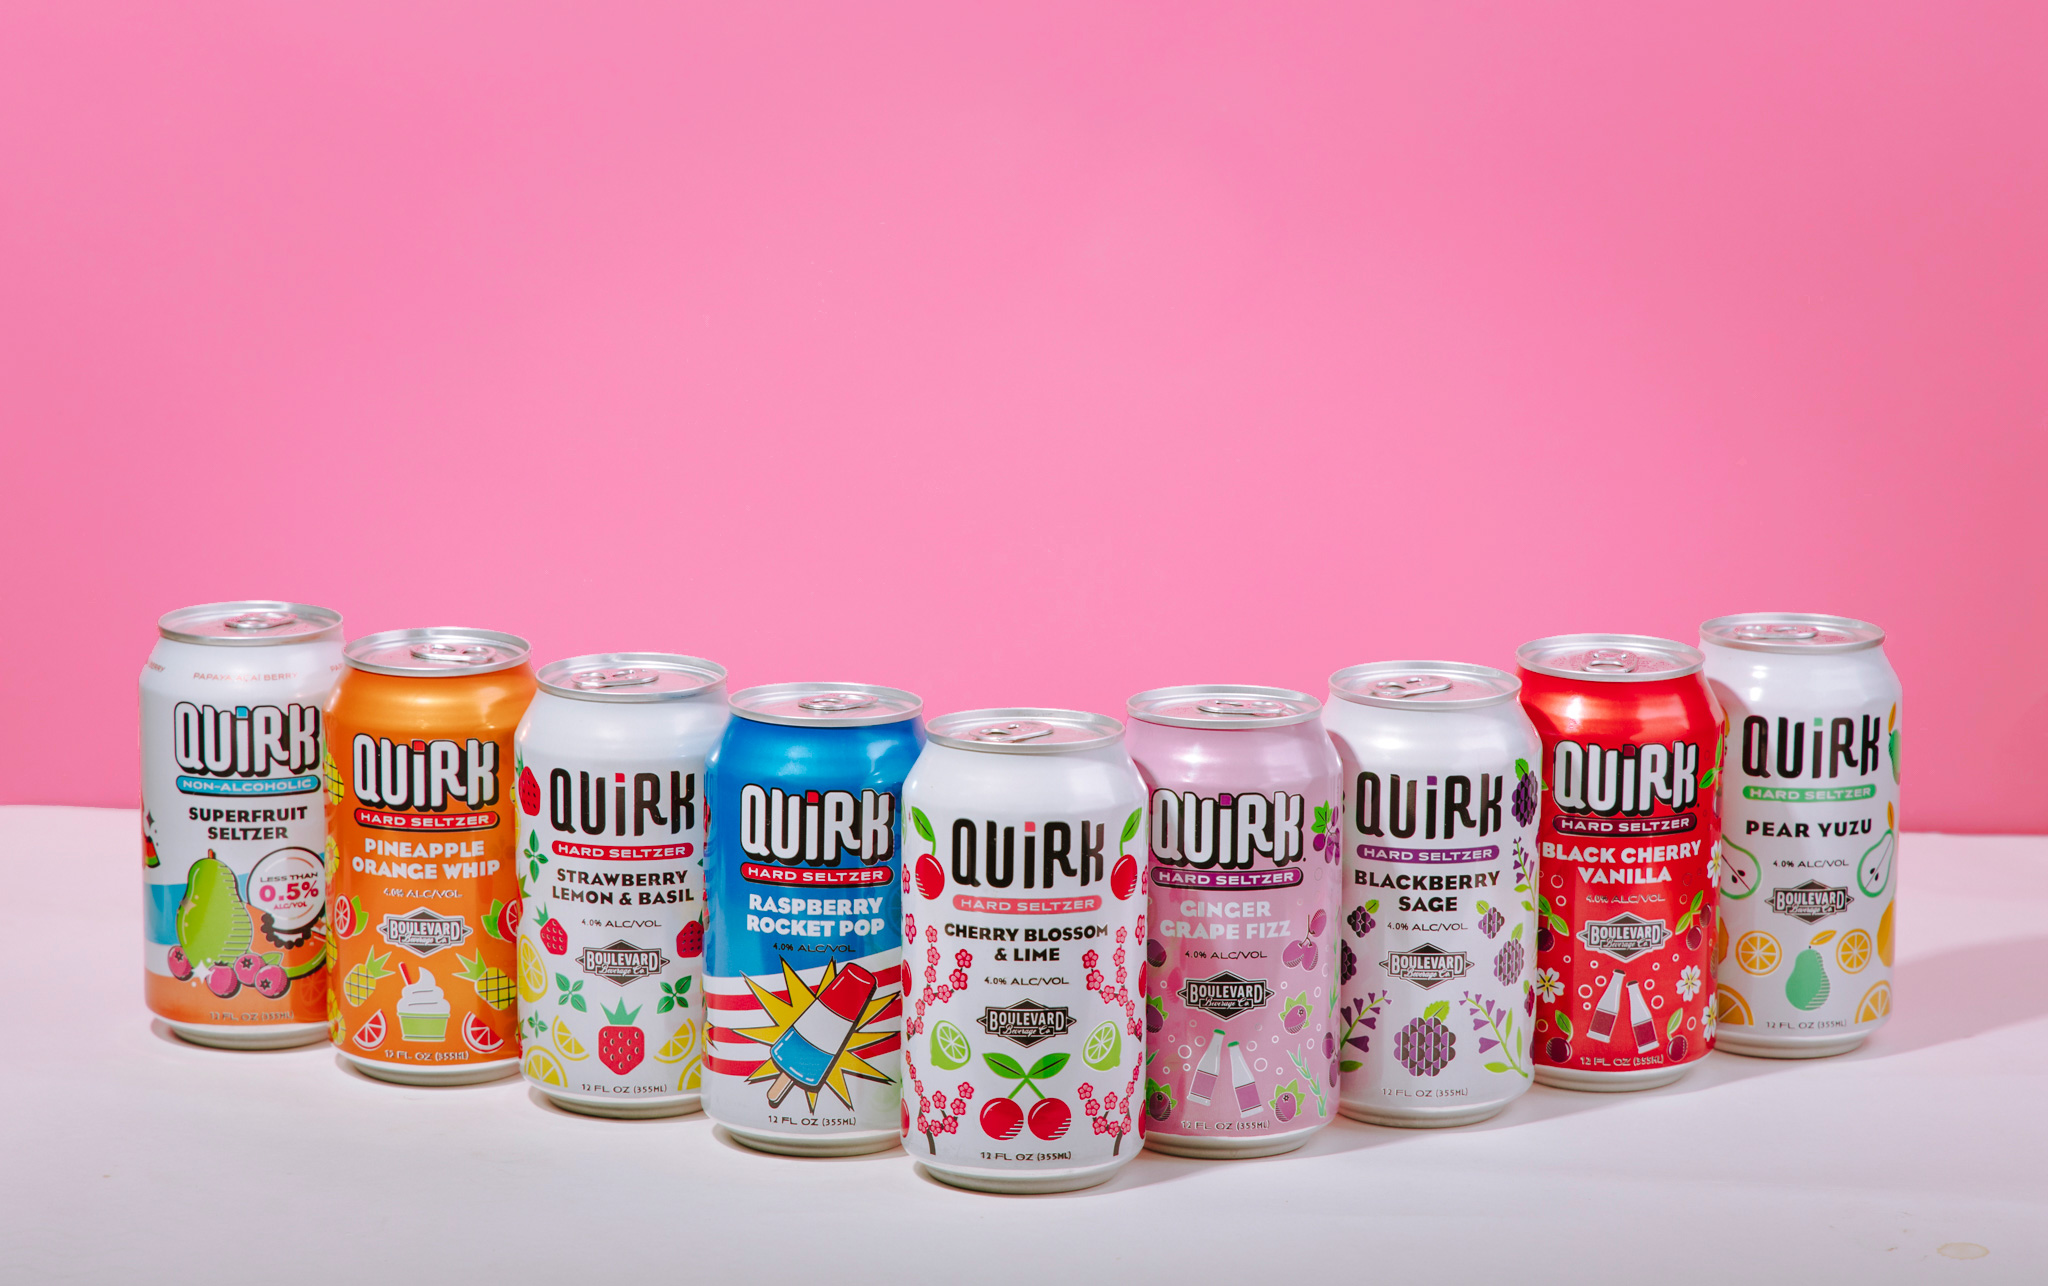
[[1676, 965, 1703, 1000], [1534, 968, 1564, 1002]]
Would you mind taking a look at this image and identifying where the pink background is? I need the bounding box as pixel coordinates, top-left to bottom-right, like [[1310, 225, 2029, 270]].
[[2, 4, 2043, 830]]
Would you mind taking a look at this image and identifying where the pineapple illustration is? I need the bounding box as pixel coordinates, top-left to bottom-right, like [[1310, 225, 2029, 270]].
[[343, 948, 394, 1007], [454, 950, 516, 1009], [323, 747, 344, 806]]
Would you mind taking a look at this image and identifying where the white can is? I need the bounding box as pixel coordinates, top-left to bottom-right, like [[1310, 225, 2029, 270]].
[[1701, 614, 1900, 1058], [899, 709, 1149, 1194], [1325, 663, 1543, 1127], [513, 654, 728, 1116], [140, 601, 344, 1049]]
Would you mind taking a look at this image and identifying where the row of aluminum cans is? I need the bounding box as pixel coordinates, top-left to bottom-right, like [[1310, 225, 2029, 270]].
[[141, 603, 1900, 1193]]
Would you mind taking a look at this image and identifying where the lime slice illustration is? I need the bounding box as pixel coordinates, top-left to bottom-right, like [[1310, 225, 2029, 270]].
[[931, 1020, 971, 1071], [1083, 1020, 1121, 1071]]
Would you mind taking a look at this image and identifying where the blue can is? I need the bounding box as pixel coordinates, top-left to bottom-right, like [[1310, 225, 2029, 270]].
[[703, 683, 923, 1156]]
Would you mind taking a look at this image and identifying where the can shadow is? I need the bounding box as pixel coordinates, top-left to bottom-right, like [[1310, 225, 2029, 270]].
[[1017, 935, 2048, 1194], [524, 1087, 711, 1126], [328, 1052, 522, 1091], [146, 1017, 329, 1057], [707, 1123, 907, 1164]]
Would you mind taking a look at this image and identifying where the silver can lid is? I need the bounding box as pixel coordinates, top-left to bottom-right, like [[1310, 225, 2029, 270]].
[[1127, 684, 1322, 729], [1700, 612, 1885, 655], [729, 682, 922, 728], [343, 628, 532, 677], [1329, 661, 1521, 710], [538, 653, 727, 703], [927, 708, 1123, 754], [1517, 633, 1703, 682], [158, 600, 342, 647]]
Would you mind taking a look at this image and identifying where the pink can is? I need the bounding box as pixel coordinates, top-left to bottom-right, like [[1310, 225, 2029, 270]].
[[1126, 685, 1344, 1158]]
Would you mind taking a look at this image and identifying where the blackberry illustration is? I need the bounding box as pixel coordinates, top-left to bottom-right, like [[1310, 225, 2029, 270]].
[[1393, 1015, 1456, 1077], [1511, 763, 1539, 827], [1478, 907, 1505, 939], [1339, 940, 1357, 985], [1493, 939, 1526, 986], [1347, 905, 1375, 938]]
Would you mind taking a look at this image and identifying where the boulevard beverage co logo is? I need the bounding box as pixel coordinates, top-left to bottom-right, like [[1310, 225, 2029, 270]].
[[977, 999, 1076, 1047], [377, 907, 474, 957], [1576, 912, 1669, 961], [578, 940, 671, 985], [1177, 971, 1273, 1019], [1379, 943, 1473, 990], [1769, 881, 1852, 925]]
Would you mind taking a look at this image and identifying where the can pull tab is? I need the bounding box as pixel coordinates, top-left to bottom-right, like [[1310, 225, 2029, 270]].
[[571, 667, 659, 690], [1732, 623, 1820, 642], [970, 720, 1055, 744], [410, 642, 498, 666], [1370, 676, 1453, 699], [1195, 698, 1290, 718], [1584, 649, 1640, 673], [798, 692, 878, 713], [224, 610, 296, 631]]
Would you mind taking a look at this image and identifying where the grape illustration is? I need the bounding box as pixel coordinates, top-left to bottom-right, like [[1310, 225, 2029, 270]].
[[1393, 1012, 1456, 1077], [1510, 759, 1539, 827], [1493, 939, 1525, 986]]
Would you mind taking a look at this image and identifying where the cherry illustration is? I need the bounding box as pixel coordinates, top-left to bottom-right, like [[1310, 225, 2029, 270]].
[[979, 1097, 1023, 1140], [1028, 1098, 1071, 1140], [1684, 927, 1703, 951], [1546, 1037, 1571, 1063], [1667, 1034, 1689, 1062], [915, 855, 945, 901], [1146, 938, 1166, 968], [1110, 853, 1138, 901]]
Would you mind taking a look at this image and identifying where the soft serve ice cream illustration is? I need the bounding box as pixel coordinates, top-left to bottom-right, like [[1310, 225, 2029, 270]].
[[396, 964, 451, 1042]]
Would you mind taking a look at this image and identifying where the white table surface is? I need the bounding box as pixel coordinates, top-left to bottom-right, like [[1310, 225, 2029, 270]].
[[3, 806, 2041, 1284]]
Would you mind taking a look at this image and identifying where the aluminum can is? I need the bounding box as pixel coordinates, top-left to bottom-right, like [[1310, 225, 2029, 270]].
[[325, 628, 536, 1085], [899, 709, 1149, 1194], [513, 654, 729, 1116], [1700, 614, 1900, 1058], [140, 602, 344, 1049], [1325, 663, 1543, 1126], [702, 683, 922, 1155], [1518, 635, 1725, 1092], [1125, 685, 1342, 1157]]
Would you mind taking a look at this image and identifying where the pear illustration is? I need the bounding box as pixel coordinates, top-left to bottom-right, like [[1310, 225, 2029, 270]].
[[1786, 931, 1833, 1012], [1857, 805, 1897, 898], [176, 853, 253, 970]]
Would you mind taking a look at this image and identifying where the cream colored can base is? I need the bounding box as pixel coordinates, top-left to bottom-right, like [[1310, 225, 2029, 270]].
[[1341, 1099, 1513, 1129], [168, 1021, 329, 1051], [543, 1090, 701, 1119], [723, 1126, 900, 1157], [918, 1157, 1129, 1194], [1715, 1030, 1870, 1060], [1535, 1063, 1690, 1093], [341, 1053, 519, 1087], [1144, 1126, 1321, 1158]]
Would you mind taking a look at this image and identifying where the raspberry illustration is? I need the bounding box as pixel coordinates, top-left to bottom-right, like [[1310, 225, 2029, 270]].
[[1393, 1010, 1456, 1077], [1493, 938, 1526, 986]]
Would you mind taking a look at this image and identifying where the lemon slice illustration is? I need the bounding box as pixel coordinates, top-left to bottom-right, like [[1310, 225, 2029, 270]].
[[1835, 929, 1872, 973], [552, 1016, 588, 1061], [1715, 985, 1754, 1027], [1734, 931, 1780, 975], [656, 1020, 696, 1063], [524, 1047, 566, 1087], [1855, 980, 1892, 1023], [518, 938, 548, 1004]]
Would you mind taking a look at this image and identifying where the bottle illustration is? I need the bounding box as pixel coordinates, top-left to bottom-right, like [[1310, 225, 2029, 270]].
[[1227, 1041, 1263, 1116], [1589, 973, 1626, 1043], [1626, 983, 1657, 1053], [1188, 1029, 1226, 1106]]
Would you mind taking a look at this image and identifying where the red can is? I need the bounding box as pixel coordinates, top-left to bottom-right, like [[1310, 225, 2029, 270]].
[[1517, 634, 1726, 1091]]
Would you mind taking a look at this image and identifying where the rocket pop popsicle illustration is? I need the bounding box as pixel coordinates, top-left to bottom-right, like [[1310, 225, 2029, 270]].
[[765, 964, 878, 1106]]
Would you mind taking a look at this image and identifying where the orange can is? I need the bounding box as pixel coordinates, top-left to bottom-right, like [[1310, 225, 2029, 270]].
[[325, 628, 535, 1085]]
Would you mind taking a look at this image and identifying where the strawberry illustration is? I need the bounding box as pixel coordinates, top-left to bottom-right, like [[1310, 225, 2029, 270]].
[[537, 906, 567, 955], [675, 915, 704, 959], [598, 999, 644, 1074], [517, 764, 541, 816]]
